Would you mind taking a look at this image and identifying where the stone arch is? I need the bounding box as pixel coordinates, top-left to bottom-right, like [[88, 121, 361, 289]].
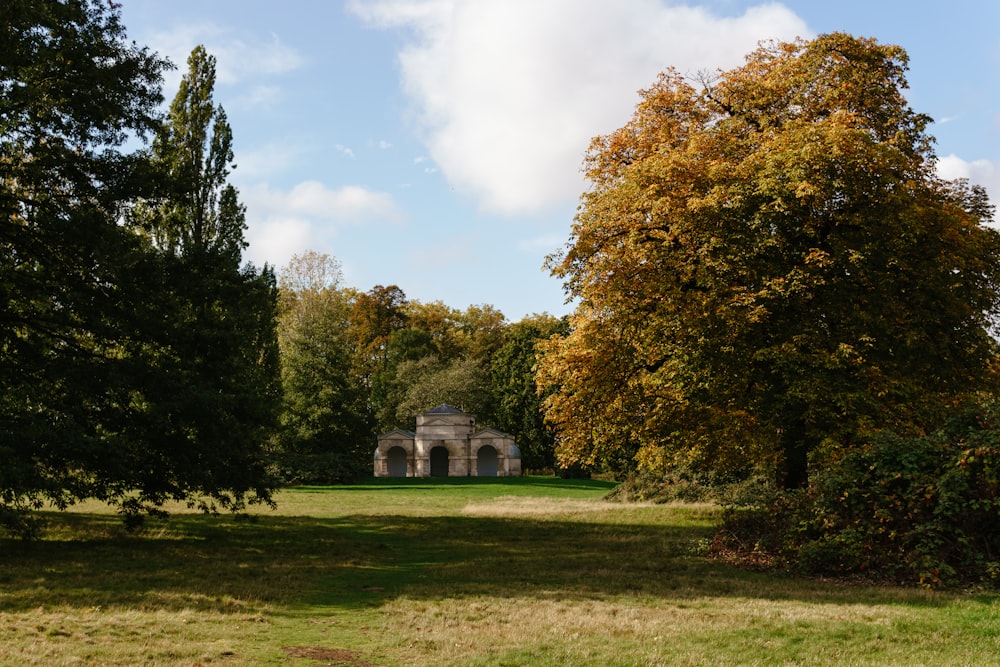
[[387, 446, 408, 477], [430, 446, 450, 477], [476, 445, 498, 477]]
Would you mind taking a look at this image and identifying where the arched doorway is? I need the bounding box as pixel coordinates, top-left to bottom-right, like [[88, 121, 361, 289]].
[[387, 446, 408, 477], [430, 446, 450, 477], [477, 445, 498, 477]]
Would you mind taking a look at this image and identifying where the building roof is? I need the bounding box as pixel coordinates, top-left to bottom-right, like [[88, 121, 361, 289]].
[[471, 427, 513, 438], [377, 428, 415, 439], [424, 404, 466, 415]]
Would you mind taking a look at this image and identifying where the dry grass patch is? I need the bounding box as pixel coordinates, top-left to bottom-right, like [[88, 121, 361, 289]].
[[373, 594, 994, 667], [283, 646, 375, 666], [0, 607, 260, 666], [461, 494, 717, 523], [3, 480, 997, 666], [461, 495, 625, 518]]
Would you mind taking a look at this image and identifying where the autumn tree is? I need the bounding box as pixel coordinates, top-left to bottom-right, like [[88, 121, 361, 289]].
[[275, 252, 371, 483], [405, 300, 463, 360], [540, 34, 1000, 488], [350, 284, 409, 383]]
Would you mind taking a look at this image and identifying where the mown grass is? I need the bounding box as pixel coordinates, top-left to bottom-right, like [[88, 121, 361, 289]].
[[0, 477, 997, 666]]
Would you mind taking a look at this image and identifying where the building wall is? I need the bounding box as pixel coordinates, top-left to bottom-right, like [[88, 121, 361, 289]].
[[375, 406, 520, 477]]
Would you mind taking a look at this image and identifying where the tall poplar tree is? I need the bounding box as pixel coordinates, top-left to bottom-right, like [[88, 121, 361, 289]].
[[126, 45, 281, 518], [146, 45, 246, 263]]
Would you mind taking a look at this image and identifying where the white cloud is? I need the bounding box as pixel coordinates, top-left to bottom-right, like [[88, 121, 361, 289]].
[[233, 141, 310, 180], [147, 23, 304, 93], [248, 181, 404, 223], [937, 154, 1000, 214], [233, 84, 281, 110], [336, 144, 356, 159], [246, 215, 313, 270], [242, 181, 405, 268], [349, 0, 808, 214]]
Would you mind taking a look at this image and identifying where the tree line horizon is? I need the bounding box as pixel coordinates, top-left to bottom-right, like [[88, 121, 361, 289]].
[[4, 1, 998, 585]]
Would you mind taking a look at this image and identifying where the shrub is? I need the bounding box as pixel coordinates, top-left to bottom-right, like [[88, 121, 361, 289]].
[[607, 465, 769, 504], [717, 402, 1000, 587], [269, 451, 368, 485]]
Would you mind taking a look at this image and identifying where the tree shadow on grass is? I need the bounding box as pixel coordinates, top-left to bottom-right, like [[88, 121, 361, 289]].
[[0, 508, 967, 617]]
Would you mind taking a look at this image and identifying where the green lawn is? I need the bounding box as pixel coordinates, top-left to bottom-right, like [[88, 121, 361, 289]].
[[0, 477, 997, 666]]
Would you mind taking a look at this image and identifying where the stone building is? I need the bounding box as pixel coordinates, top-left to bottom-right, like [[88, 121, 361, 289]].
[[374, 404, 521, 477]]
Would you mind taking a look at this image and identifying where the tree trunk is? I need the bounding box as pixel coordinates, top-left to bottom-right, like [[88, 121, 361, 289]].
[[777, 417, 809, 489]]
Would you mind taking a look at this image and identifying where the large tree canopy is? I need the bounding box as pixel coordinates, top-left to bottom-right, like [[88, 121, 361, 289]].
[[539, 34, 1000, 487], [1, 4, 278, 532], [123, 44, 281, 516], [2, 0, 166, 526]]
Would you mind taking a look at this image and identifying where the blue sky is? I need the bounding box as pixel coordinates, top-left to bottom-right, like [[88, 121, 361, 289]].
[[118, 0, 1000, 321]]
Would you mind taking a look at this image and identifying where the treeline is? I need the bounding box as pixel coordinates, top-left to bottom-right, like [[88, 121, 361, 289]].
[[1, 1, 566, 534], [273, 251, 566, 484], [7, 2, 999, 587]]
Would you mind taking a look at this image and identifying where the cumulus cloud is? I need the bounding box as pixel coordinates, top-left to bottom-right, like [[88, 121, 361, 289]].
[[937, 154, 1000, 214], [242, 181, 404, 268], [349, 0, 808, 214]]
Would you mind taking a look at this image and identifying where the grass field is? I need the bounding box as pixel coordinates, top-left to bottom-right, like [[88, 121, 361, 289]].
[[0, 477, 997, 666]]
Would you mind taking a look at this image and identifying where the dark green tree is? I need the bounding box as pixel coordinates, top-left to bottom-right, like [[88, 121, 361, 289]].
[[491, 314, 569, 471], [126, 44, 281, 516], [275, 252, 371, 483], [1, 0, 171, 532], [370, 302, 506, 432], [392, 356, 493, 428], [145, 45, 246, 263]]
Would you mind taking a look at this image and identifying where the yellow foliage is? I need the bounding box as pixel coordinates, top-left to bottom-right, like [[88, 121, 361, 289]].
[[537, 34, 1000, 483]]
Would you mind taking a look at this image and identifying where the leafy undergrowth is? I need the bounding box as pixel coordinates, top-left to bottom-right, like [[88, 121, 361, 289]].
[[715, 426, 1000, 589], [0, 477, 997, 666]]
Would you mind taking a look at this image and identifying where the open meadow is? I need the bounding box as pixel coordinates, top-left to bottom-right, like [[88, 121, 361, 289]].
[[0, 477, 997, 666]]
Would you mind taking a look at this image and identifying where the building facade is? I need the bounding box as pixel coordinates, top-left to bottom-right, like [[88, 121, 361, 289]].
[[374, 404, 521, 477]]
